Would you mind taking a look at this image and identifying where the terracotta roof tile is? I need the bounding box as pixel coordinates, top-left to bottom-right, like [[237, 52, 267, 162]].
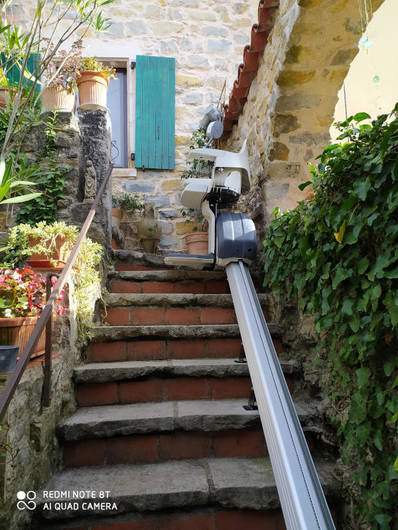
[[222, 0, 280, 137]]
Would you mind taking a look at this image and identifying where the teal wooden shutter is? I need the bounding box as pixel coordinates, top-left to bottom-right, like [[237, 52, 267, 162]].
[[135, 55, 175, 170], [1, 53, 40, 90]]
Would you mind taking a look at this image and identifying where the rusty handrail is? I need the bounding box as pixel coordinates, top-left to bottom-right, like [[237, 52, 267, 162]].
[[0, 163, 114, 422]]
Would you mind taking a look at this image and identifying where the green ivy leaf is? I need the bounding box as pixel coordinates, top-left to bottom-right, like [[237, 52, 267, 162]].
[[356, 367, 371, 388], [353, 177, 372, 201]]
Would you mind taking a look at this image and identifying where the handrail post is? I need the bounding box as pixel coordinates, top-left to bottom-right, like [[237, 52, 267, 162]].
[[42, 274, 54, 408]]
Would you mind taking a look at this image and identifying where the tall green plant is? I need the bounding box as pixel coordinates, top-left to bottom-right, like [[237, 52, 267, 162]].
[[0, 0, 114, 159], [263, 106, 398, 528]]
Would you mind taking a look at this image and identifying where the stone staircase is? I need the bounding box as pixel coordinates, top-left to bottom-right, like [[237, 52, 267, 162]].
[[33, 253, 340, 529]]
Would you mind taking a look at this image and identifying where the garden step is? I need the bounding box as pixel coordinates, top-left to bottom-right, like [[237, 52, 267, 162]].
[[37, 457, 338, 520], [62, 428, 268, 467], [92, 323, 282, 343], [109, 270, 229, 294], [33, 507, 287, 530], [74, 358, 298, 383], [103, 293, 270, 326], [87, 335, 284, 362], [74, 359, 297, 406], [112, 249, 171, 272], [57, 398, 321, 441]]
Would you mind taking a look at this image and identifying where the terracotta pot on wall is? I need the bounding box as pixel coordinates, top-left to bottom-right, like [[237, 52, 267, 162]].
[[250, 24, 268, 53], [27, 234, 67, 269], [0, 316, 46, 360], [258, 1, 278, 32], [185, 232, 208, 255], [77, 71, 109, 108], [41, 86, 76, 112]]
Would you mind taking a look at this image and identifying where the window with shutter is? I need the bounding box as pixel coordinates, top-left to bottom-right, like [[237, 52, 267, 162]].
[[0, 53, 40, 90], [135, 55, 175, 170]]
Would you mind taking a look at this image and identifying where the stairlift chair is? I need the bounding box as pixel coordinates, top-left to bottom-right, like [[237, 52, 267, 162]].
[[165, 140, 257, 269]]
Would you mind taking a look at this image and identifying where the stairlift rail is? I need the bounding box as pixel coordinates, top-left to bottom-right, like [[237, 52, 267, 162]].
[[226, 260, 336, 530]]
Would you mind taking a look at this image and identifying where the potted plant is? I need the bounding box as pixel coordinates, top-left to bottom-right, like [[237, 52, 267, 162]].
[[181, 209, 208, 255], [40, 41, 81, 113], [76, 57, 116, 108], [180, 128, 210, 254], [0, 267, 46, 364], [2, 221, 78, 270]]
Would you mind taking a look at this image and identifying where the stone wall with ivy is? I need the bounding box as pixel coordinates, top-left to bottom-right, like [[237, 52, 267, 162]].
[[263, 111, 398, 528]]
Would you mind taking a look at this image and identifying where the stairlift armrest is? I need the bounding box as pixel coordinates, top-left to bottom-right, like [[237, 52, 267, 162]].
[[187, 148, 219, 162]]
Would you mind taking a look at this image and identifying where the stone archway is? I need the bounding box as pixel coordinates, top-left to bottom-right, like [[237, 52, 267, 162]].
[[223, 0, 385, 229]]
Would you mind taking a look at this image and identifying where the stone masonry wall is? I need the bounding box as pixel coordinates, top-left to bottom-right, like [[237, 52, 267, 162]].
[[222, 0, 384, 245], [6, 0, 259, 253]]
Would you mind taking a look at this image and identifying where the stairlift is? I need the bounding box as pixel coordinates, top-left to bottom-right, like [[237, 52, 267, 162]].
[[165, 139, 336, 529], [165, 139, 257, 269]]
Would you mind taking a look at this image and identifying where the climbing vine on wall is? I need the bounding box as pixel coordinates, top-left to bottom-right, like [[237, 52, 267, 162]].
[[263, 106, 398, 528], [16, 112, 66, 225]]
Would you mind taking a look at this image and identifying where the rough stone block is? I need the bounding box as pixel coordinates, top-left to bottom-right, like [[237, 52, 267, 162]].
[[145, 195, 171, 208], [207, 39, 232, 53], [126, 20, 148, 35], [273, 114, 300, 136], [123, 182, 154, 193], [278, 70, 316, 87]]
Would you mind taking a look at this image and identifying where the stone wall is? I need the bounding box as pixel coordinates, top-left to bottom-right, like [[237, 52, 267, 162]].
[[222, 0, 385, 244], [5, 0, 260, 253], [0, 109, 111, 529]]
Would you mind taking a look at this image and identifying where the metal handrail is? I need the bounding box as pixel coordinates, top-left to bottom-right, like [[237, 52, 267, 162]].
[[0, 163, 113, 422]]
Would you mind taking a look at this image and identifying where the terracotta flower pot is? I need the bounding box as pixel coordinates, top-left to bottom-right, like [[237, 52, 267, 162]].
[[250, 24, 268, 53], [40, 86, 76, 112], [0, 316, 46, 360], [77, 71, 109, 108], [112, 207, 122, 228], [27, 234, 68, 269], [185, 232, 208, 255], [243, 45, 259, 72], [238, 64, 256, 88]]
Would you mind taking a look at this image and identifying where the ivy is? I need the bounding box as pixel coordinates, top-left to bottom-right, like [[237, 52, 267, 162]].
[[16, 112, 66, 225], [263, 105, 398, 528]]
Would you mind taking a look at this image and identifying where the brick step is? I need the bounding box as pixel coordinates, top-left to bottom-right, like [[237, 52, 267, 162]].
[[63, 428, 268, 468], [109, 270, 229, 294], [35, 507, 286, 530], [57, 398, 321, 442], [37, 457, 338, 522], [74, 359, 297, 407], [92, 323, 282, 344], [88, 334, 283, 363], [103, 293, 270, 326]]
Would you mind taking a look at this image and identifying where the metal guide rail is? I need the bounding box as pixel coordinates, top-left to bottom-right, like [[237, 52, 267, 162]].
[[226, 260, 336, 530]]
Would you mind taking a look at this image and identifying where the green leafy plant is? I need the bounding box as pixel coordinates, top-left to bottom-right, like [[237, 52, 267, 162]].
[[263, 106, 398, 528], [0, 155, 41, 207], [181, 127, 211, 180], [77, 57, 116, 81], [16, 112, 66, 225], [0, 221, 103, 332], [112, 192, 144, 214]]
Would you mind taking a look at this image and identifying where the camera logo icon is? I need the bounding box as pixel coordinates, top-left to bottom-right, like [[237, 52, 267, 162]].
[[17, 491, 37, 511]]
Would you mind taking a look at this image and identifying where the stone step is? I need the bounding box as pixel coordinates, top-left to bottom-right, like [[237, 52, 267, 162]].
[[37, 457, 338, 521], [74, 358, 298, 383], [74, 359, 297, 407], [109, 271, 229, 294], [34, 506, 287, 530], [57, 398, 321, 442], [88, 331, 283, 363], [92, 323, 282, 343], [113, 250, 171, 272], [103, 293, 270, 326], [63, 428, 268, 468]]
